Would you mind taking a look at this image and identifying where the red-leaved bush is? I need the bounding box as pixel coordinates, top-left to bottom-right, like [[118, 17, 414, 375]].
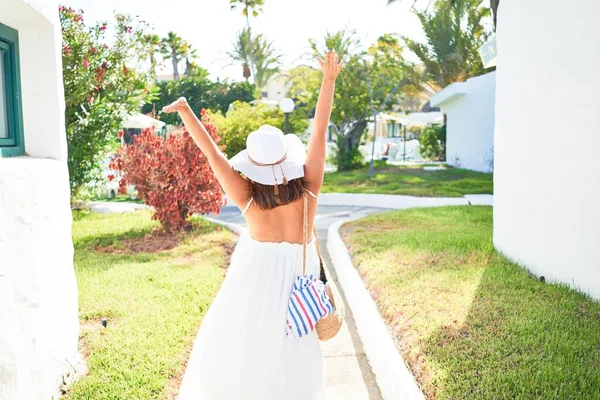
[[110, 110, 225, 232]]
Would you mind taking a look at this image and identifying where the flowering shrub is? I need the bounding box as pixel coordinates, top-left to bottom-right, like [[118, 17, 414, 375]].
[[110, 110, 225, 232], [60, 6, 156, 196]]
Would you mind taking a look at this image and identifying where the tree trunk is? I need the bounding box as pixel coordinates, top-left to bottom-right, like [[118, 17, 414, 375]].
[[491, 0, 499, 30], [172, 48, 179, 80], [150, 54, 156, 77], [245, 7, 256, 84], [185, 60, 192, 78], [337, 120, 368, 171]]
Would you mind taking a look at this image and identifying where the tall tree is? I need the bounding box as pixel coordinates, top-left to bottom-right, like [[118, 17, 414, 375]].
[[308, 30, 407, 171], [227, 28, 253, 81], [181, 41, 199, 78], [228, 30, 282, 94], [252, 34, 282, 93], [161, 31, 184, 79], [229, 0, 265, 81], [402, 0, 491, 91], [144, 33, 161, 77]]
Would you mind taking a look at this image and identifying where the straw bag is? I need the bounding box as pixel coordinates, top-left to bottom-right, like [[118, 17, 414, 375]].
[[288, 191, 344, 341]]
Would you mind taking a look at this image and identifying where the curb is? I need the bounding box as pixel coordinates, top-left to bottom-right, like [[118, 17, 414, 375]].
[[327, 219, 425, 400], [318, 193, 493, 209]]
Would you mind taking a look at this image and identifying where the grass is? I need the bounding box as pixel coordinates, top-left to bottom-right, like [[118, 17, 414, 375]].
[[65, 210, 235, 400], [88, 194, 144, 204], [322, 164, 493, 197], [342, 207, 600, 399]]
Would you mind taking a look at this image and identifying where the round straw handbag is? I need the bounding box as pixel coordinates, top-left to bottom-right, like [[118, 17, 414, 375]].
[[301, 192, 345, 341]]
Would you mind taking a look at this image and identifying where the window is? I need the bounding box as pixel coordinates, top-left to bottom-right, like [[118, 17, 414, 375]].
[[261, 91, 268, 98], [0, 23, 24, 157]]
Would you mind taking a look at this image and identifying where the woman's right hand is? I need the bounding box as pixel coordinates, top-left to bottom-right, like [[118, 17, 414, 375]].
[[161, 97, 189, 113], [316, 50, 343, 81]]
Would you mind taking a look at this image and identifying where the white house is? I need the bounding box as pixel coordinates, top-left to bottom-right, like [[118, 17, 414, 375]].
[[0, 1, 82, 398], [260, 72, 290, 102], [494, 1, 600, 299], [430, 71, 496, 172]]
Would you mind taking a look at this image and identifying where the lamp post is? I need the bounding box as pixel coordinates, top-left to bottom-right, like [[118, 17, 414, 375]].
[[279, 98, 295, 134]]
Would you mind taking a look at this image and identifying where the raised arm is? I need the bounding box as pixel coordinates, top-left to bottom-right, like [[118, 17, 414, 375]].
[[304, 50, 343, 194], [161, 99, 249, 208]]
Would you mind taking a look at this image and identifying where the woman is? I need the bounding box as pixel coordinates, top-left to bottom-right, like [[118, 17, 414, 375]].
[[162, 50, 343, 400]]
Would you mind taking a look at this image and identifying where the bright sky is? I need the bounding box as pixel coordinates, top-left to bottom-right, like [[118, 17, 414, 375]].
[[62, 0, 430, 81]]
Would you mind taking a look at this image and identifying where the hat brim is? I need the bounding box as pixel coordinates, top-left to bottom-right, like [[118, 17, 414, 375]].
[[229, 134, 306, 185]]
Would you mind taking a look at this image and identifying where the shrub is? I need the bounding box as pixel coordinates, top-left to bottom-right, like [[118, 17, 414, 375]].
[[209, 101, 309, 158], [143, 77, 256, 126], [60, 7, 156, 197], [419, 125, 446, 161], [332, 133, 365, 171], [110, 110, 224, 232]]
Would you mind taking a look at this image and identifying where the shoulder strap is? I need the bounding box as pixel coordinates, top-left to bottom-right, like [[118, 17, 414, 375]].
[[306, 189, 318, 200], [241, 197, 253, 216]]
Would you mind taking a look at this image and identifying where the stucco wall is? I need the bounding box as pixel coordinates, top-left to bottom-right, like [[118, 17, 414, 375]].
[[441, 72, 496, 172], [0, 1, 81, 399], [494, 1, 600, 299]]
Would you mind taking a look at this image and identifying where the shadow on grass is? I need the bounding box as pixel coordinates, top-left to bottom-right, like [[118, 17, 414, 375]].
[[421, 256, 600, 399], [343, 206, 600, 399]]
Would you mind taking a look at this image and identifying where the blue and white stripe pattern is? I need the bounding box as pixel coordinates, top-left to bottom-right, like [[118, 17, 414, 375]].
[[285, 273, 334, 340]]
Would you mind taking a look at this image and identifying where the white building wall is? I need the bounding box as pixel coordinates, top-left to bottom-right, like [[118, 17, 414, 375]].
[[440, 72, 496, 172], [261, 73, 289, 102], [0, 1, 81, 399], [494, 1, 600, 299]]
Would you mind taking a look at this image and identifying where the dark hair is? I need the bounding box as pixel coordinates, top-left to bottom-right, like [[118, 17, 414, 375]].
[[249, 177, 308, 210]]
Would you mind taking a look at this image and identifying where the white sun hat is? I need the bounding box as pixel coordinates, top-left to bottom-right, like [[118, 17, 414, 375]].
[[229, 125, 306, 191]]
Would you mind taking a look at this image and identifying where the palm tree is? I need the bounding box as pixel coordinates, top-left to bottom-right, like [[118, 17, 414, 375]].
[[252, 34, 282, 93], [181, 41, 199, 78], [229, 0, 265, 80], [161, 31, 184, 79], [401, 0, 491, 90], [144, 34, 161, 76], [227, 28, 253, 81], [387, 0, 498, 30]]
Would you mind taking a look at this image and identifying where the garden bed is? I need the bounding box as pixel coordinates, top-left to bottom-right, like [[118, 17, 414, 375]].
[[341, 206, 600, 399], [64, 210, 235, 399], [322, 164, 493, 197]]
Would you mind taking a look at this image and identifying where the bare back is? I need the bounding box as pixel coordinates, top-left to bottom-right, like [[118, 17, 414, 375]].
[[243, 192, 318, 244]]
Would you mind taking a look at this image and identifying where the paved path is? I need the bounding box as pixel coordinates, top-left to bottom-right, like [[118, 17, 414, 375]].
[[210, 204, 386, 400]]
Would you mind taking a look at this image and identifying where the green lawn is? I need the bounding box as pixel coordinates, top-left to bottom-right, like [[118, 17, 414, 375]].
[[88, 194, 144, 204], [65, 210, 234, 400], [322, 164, 493, 197], [342, 207, 600, 399]]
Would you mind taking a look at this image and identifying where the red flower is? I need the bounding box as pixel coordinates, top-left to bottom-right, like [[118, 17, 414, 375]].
[[117, 130, 124, 138], [82, 60, 89, 68], [87, 97, 93, 103], [107, 174, 115, 182], [100, 24, 107, 31]]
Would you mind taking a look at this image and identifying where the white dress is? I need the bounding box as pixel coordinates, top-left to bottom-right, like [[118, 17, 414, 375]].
[[178, 202, 325, 399]]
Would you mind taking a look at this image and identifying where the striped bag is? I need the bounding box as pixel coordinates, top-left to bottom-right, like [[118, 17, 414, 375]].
[[286, 273, 334, 339]]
